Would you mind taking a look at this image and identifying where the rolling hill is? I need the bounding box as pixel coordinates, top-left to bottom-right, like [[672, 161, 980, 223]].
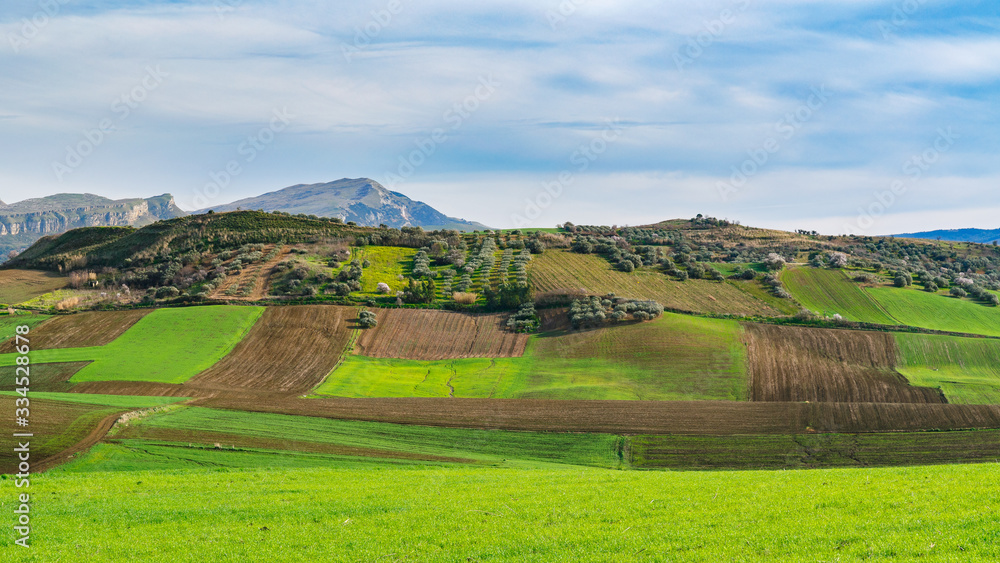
[[194, 178, 490, 231]]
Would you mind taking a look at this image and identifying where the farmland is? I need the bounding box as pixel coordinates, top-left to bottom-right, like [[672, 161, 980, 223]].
[[336, 245, 416, 294], [0, 311, 49, 344], [529, 250, 781, 316], [11, 463, 1000, 561], [0, 308, 150, 352], [189, 305, 354, 393], [782, 267, 898, 324], [743, 323, 943, 403], [354, 308, 528, 359], [0, 306, 264, 384], [0, 268, 67, 304], [317, 313, 748, 401], [869, 287, 1000, 337], [895, 333, 1000, 403]]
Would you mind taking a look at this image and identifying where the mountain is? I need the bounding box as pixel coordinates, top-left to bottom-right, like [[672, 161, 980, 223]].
[[0, 193, 186, 258], [894, 228, 1000, 244], [195, 178, 490, 231]]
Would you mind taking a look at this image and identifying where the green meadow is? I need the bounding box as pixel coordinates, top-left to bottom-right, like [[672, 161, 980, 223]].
[[782, 267, 897, 324], [869, 287, 1000, 337], [9, 462, 1000, 562], [895, 333, 1000, 403], [0, 313, 49, 343], [315, 313, 748, 401], [0, 306, 263, 383]]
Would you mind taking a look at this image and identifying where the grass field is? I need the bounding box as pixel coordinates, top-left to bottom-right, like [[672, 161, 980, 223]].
[[0, 391, 187, 409], [895, 333, 1000, 403], [338, 246, 416, 294], [530, 250, 781, 316], [0, 269, 67, 304], [81, 406, 624, 470], [12, 463, 1000, 561], [782, 267, 897, 324], [0, 306, 264, 383], [869, 287, 1000, 337], [317, 313, 748, 401], [0, 312, 49, 344]]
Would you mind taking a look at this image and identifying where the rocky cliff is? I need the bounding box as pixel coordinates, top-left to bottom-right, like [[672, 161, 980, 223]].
[[0, 193, 186, 258]]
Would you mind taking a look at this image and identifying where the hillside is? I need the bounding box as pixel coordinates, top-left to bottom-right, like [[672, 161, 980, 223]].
[[0, 193, 185, 258], [895, 227, 1000, 244], [195, 178, 489, 231]]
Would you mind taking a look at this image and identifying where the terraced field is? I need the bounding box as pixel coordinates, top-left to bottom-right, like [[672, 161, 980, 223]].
[[0, 269, 67, 304], [782, 267, 897, 324], [0, 306, 264, 384], [354, 308, 528, 359], [530, 250, 781, 316], [895, 333, 1000, 403], [744, 323, 943, 403], [869, 287, 1000, 337], [318, 313, 748, 401]]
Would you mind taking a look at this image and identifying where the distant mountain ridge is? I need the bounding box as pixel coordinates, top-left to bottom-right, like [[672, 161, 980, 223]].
[[195, 178, 489, 231], [895, 228, 1000, 244], [0, 193, 186, 258]]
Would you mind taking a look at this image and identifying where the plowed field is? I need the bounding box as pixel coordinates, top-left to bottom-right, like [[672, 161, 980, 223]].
[[0, 309, 151, 353], [189, 305, 354, 393], [354, 308, 528, 360], [744, 323, 944, 403]]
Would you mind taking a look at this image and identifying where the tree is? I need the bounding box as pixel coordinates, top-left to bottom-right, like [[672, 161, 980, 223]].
[[828, 252, 849, 268], [764, 253, 786, 271], [950, 287, 968, 298], [358, 310, 377, 328]]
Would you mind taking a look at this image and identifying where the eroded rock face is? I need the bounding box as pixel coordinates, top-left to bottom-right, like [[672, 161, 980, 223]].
[[0, 193, 185, 255]]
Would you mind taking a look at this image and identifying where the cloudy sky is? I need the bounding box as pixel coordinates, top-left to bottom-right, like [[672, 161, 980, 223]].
[[1, 0, 997, 234]]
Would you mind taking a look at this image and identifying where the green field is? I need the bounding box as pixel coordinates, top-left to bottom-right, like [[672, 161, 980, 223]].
[[869, 287, 1000, 337], [895, 333, 1000, 403], [0, 391, 188, 409], [333, 246, 417, 294], [12, 463, 1000, 561], [68, 406, 624, 471], [782, 267, 897, 324], [0, 312, 50, 343], [0, 306, 264, 383], [316, 313, 747, 401]]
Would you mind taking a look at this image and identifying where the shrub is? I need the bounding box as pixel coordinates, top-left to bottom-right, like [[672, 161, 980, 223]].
[[950, 287, 968, 298], [452, 292, 477, 305], [376, 282, 391, 294], [358, 310, 377, 328], [923, 281, 938, 293]]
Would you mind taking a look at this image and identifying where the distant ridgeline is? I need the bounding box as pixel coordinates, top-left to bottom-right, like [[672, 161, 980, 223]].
[[0, 193, 185, 258], [895, 228, 1000, 245]]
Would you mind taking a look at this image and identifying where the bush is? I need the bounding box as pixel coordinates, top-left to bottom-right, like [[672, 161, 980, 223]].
[[950, 287, 968, 298], [376, 282, 391, 294], [923, 281, 938, 293], [618, 260, 635, 273], [452, 292, 477, 305], [358, 310, 377, 328]]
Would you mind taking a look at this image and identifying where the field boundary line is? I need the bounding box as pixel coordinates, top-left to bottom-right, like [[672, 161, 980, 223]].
[[305, 311, 362, 397]]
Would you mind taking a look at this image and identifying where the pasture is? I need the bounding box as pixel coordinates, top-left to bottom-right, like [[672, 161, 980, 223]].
[[0, 306, 264, 384], [317, 313, 748, 401], [782, 267, 897, 324], [869, 287, 1000, 337], [13, 463, 1000, 561], [529, 250, 781, 316], [895, 333, 1000, 403], [0, 269, 67, 304]]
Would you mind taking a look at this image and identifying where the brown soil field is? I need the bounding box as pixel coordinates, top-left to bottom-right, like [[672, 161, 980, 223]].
[[193, 397, 1000, 435], [529, 250, 781, 316], [0, 269, 67, 305], [0, 397, 126, 473], [26, 362, 89, 392], [744, 324, 945, 403], [210, 244, 290, 300], [354, 308, 528, 360], [0, 309, 151, 353], [188, 305, 355, 393]]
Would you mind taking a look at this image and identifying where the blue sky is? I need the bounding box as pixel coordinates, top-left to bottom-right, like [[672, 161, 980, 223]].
[[1, 0, 997, 233]]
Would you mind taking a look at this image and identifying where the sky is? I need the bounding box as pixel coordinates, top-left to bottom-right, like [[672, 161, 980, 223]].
[[1, 0, 998, 234]]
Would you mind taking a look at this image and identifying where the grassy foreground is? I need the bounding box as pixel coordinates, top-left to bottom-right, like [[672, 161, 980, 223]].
[[5, 463, 999, 561]]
